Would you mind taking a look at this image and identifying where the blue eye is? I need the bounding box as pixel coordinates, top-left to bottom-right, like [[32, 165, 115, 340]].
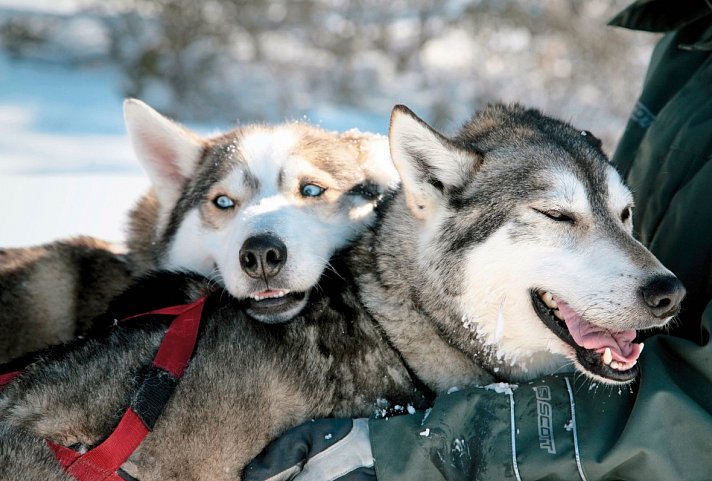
[[301, 184, 325, 198], [213, 195, 235, 209]]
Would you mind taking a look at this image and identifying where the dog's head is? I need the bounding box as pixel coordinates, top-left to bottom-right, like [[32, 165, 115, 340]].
[[389, 104, 685, 384], [124, 99, 398, 323]]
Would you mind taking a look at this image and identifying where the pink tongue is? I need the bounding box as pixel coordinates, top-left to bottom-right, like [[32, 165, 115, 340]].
[[555, 297, 642, 364]]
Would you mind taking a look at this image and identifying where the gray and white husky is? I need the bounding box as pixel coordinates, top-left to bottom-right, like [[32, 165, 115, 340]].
[[372, 104, 685, 386], [0, 100, 397, 360], [0, 104, 684, 480]]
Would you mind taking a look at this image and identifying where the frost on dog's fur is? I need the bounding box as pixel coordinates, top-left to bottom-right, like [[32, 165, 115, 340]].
[[124, 99, 398, 323]]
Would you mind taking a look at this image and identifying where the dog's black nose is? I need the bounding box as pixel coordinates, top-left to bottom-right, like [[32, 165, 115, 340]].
[[640, 275, 686, 319], [239, 234, 288, 280]]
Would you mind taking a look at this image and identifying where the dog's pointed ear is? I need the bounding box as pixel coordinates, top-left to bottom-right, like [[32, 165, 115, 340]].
[[389, 105, 481, 220], [124, 98, 204, 207]]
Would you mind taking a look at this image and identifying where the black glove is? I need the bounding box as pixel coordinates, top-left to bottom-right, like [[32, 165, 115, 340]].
[[244, 418, 376, 481]]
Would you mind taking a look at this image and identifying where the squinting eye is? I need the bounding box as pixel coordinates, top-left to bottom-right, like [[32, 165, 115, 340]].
[[301, 184, 326, 198], [533, 208, 575, 223], [213, 195, 235, 209]]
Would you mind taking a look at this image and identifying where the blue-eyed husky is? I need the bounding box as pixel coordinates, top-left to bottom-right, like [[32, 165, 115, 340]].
[[122, 99, 397, 323], [0, 100, 398, 360]]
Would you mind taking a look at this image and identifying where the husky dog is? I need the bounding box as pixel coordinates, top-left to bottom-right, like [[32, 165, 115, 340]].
[[0, 100, 397, 360], [0, 104, 684, 480], [121, 99, 397, 323], [0, 237, 132, 361], [363, 104, 684, 386]]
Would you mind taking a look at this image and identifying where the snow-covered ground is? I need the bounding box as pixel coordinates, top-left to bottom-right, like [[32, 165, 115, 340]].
[[0, 52, 148, 247]]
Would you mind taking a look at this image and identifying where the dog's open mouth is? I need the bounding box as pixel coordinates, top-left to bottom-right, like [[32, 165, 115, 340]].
[[246, 289, 309, 324], [531, 290, 643, 382]]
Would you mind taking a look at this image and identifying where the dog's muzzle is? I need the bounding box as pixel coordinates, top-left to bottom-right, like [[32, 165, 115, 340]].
[[531, 290, 645, 383]]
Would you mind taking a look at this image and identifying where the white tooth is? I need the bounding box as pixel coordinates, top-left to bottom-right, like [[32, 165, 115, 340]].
[[639, 343, 645, 353], [541, 291, 558, 309], [610, 360, 620, 370], [602, 347, 612, 365], [553, 309, 564, 320]]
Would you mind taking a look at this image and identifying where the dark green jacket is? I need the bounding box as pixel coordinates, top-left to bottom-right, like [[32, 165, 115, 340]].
[[612, 0, 712, 344], [370, 3, 712, 479]]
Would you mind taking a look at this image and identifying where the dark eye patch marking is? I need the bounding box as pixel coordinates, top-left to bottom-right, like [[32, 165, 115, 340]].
[[347, 181, 382, 200]]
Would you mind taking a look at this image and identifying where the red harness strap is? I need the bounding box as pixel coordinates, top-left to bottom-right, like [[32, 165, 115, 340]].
[[44, 295, 208, 481], [0, 370, 22, 390]]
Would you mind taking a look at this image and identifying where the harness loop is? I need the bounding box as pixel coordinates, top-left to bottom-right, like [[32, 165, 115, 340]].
[[43, 295, 208, 481]]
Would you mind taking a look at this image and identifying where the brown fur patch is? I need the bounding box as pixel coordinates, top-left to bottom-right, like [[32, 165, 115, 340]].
[[125, 192, 162, 275], [0, 236, 133, 362]]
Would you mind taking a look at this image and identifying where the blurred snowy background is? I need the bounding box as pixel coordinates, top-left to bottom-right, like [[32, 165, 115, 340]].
[[0, 0, 658, 247]]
